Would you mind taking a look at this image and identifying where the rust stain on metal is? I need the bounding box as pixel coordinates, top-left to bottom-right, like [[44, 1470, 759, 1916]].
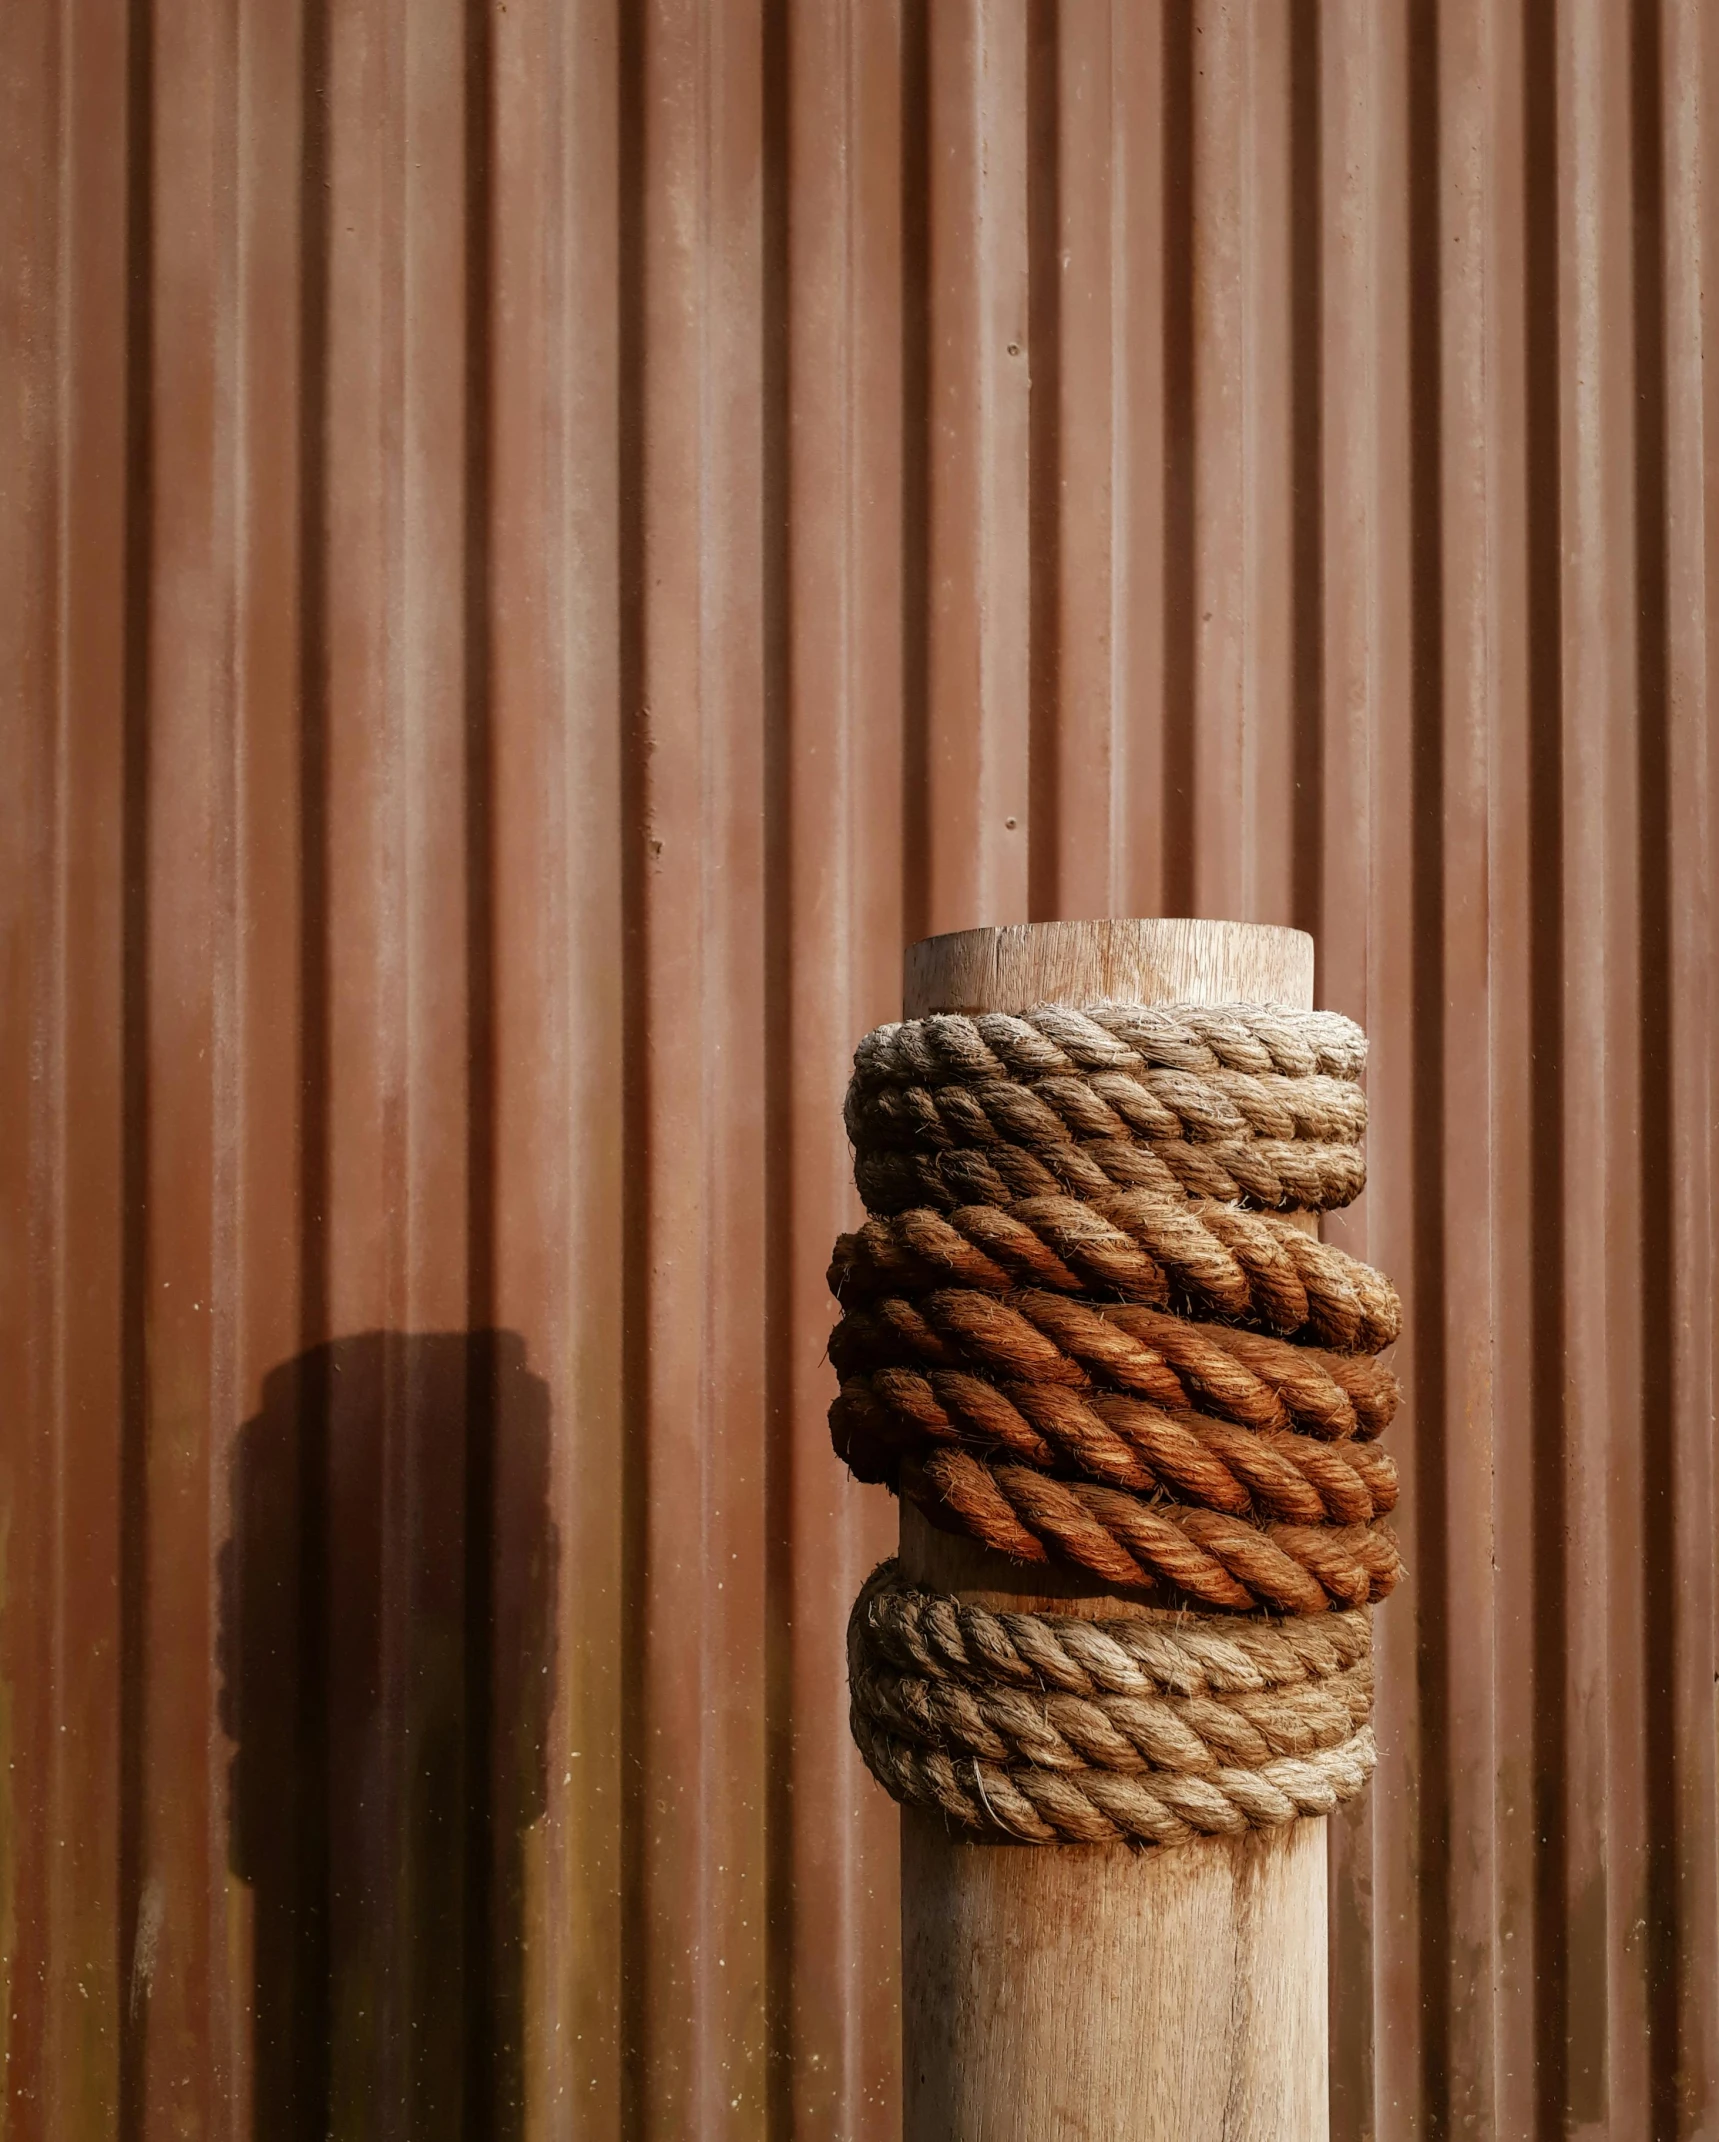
[[2, 1, 1715, 2136]]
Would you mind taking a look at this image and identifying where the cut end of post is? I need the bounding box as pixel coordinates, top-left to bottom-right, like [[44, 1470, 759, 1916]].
[[903, 917, 1314, 1019]]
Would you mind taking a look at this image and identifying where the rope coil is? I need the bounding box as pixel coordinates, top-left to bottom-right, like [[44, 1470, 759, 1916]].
[[829, 997, 1398, 1847], [831, 1195, 1401, 1350], [849, 1564, 1377, 1846], [850, 1003, 1369, 1082]]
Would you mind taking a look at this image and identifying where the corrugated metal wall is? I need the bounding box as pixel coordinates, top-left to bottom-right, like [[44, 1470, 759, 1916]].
[[3, 1, 1716, 2135]]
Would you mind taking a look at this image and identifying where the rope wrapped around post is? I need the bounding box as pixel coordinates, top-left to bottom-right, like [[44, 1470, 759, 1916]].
[[849, 1562, 1377, 1847], [829, 1000, 1400, 1847]]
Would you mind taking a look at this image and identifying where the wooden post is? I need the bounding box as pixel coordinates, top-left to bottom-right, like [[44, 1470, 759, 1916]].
[[898, 918, 1329, 2142]]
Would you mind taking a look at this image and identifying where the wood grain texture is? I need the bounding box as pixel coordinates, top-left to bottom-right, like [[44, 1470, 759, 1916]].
[[904, 916, 1314, 1018], [898, 917, 1327, 2142], [902, 1809, 1326, 2142]]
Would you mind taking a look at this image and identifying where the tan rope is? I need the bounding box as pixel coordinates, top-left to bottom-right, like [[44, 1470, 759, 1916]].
[[850, 1071, 1366, 1159], [848, 1007, 1371, 1230], [849, 1061, 1367, 1146], [852, 1003, 1368, 1083], [848, 1566, 1377, 1845], [856, 1559, 1370, 1687], [854, 1711, 1378, 1846], [853, 1132, 1368, 1217], [852, 1566, 1371, 1772], [857, 1657, 1375, 1770], [854, 1559, 1374, 1694]]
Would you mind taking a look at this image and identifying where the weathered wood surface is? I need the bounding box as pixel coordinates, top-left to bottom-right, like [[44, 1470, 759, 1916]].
[[898, 917, 1328, 2142]]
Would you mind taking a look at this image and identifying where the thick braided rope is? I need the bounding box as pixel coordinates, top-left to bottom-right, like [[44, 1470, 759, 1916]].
[[848, 1567, 1377, 1845], [851, 1059, 1367, 1142], [851, 1565, 1372, 1778], [854, 1710, 1378, 1845], [852, 1004, 1368, 1083], [849, 1069, 1366, 1215], [854, 1560, 1373, 1695], [829, 1195, 1401, 1352], [854, 1131, 1367, 1217], [833, 1371, 1400, 1521], [900, 1451, 1401, 1611], [830, 1296, 1401, 1440], [849, 1005, 1366, 1216]]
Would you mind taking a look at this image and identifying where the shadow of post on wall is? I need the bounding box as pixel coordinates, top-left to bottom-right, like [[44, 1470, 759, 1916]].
[[218, 1330, 557, 2142]]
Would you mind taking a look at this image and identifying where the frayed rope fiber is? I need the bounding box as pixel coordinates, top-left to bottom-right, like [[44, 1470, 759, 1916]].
[[829, 1000, 1399, 1846]]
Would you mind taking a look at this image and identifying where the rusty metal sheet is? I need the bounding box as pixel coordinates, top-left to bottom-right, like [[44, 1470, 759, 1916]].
[[3, 1, 1716, 2136]]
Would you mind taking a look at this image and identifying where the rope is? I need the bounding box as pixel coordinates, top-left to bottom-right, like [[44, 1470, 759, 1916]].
[[852, 1004, 1368, 1082], [829, 1296, 1400, 1440], [849, 1062, 1367, 1145], [833, 1372, 1399, 1520], [830, 1196, 1402, 1351], [849, 1008, 1367, 1222], [849, 1563, 1377, 1846], [854, 1133, 1368, 1217], [902, 1451, 1400, 1612], [856, 1714, 1377, 1846], [854, 1559, 1373, 1695], [828, 995, 1399, 1848]]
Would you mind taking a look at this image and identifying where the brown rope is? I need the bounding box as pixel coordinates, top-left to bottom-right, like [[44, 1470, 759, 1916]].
[[852, 1133, 1368, 1217], [830, 1195, 1402, 1353], [832, 1370, 1400, 1521], [848, 1562, 1378, 1845]]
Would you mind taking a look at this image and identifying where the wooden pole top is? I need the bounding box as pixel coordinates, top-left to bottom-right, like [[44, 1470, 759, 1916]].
[[904, 918, 1314, 1019]]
